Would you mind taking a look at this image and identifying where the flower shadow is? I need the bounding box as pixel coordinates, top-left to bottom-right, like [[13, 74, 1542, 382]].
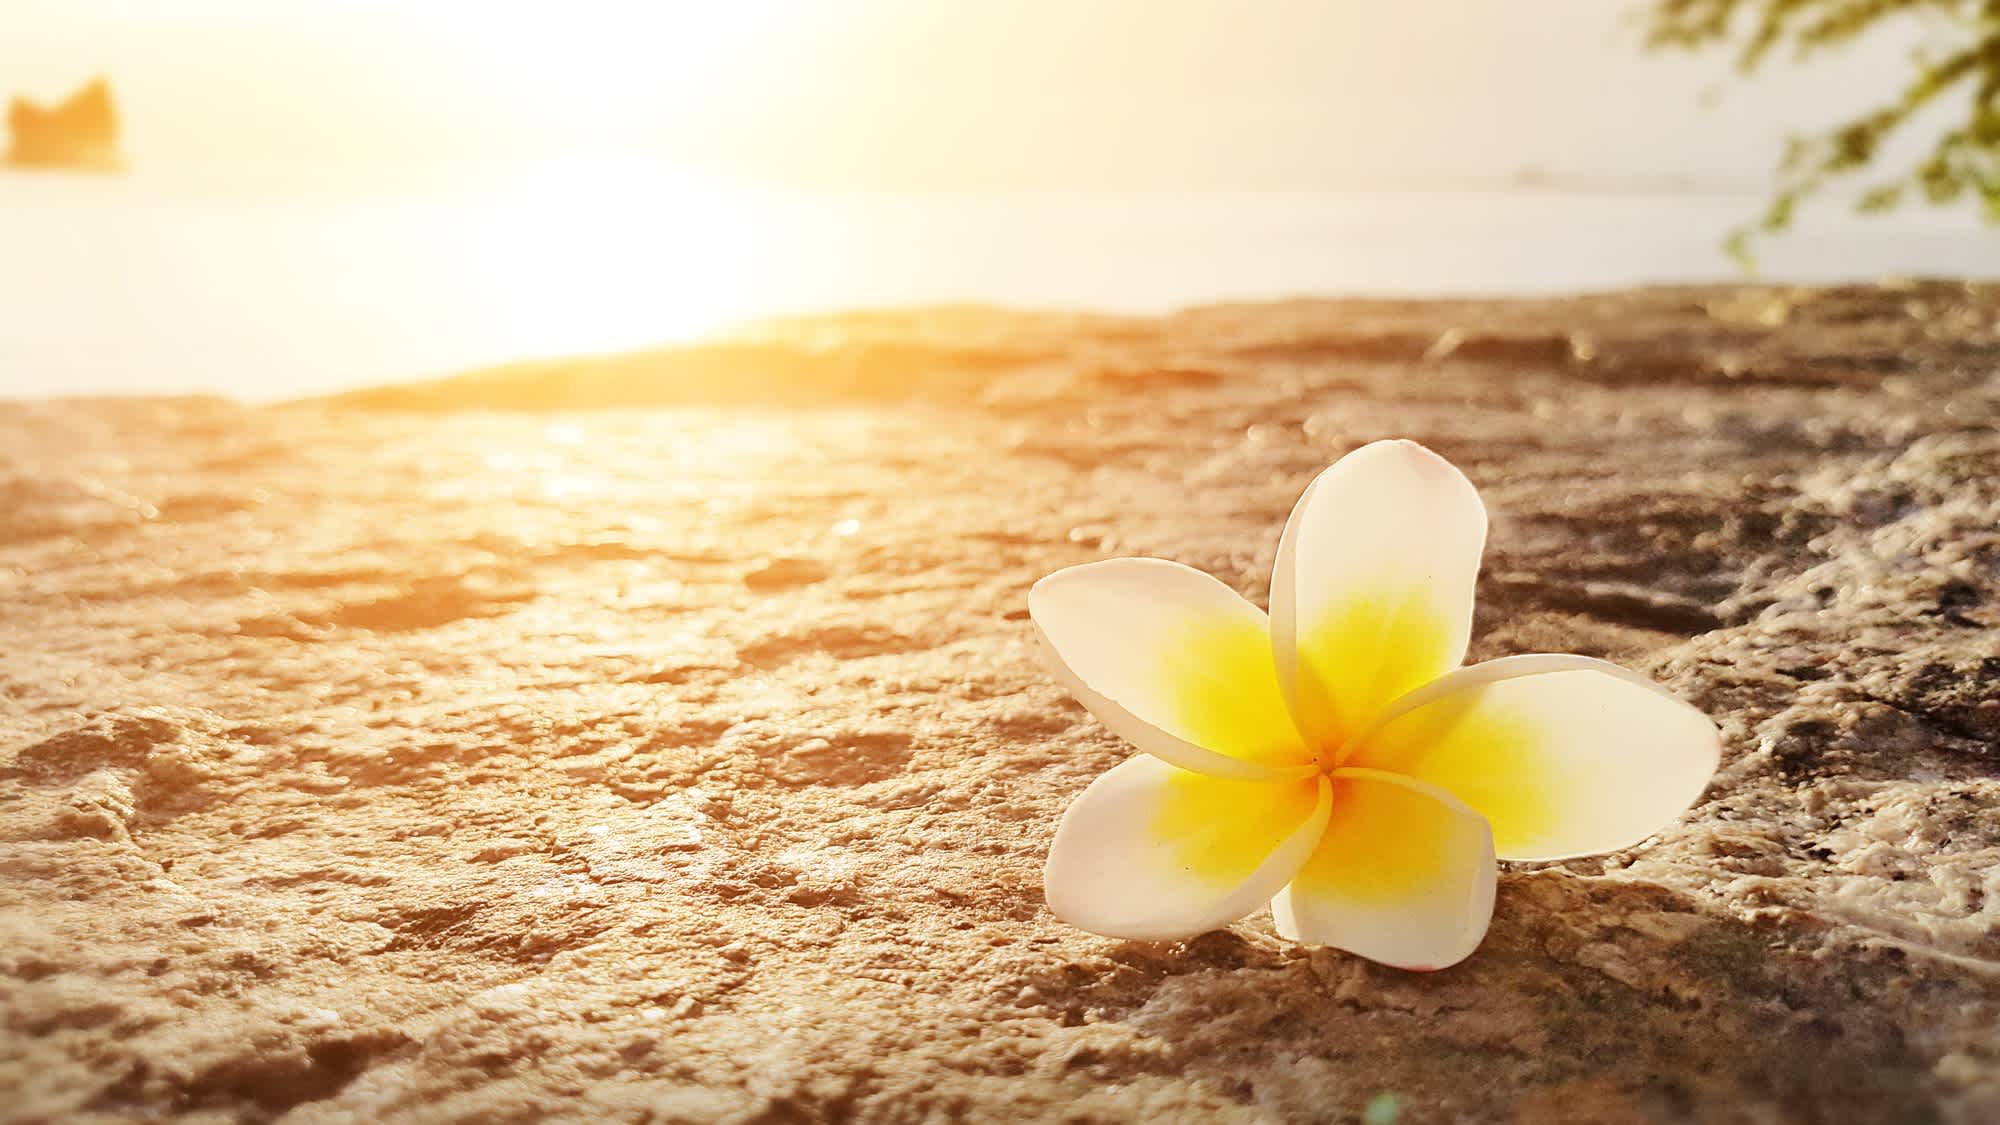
[[1005, 871, 1952, 1122]]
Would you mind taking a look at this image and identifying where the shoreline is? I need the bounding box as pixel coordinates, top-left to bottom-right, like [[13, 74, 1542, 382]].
[[9, 277, 1990, 411]]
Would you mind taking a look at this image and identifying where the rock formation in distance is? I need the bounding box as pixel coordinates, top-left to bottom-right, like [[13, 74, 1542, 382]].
[[5, 77, 123, 171]]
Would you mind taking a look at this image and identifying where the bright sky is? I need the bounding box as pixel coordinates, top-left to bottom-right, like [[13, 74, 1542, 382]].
[[0, 0, 1945, 187]]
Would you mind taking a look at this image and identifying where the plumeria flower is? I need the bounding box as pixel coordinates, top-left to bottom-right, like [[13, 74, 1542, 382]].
[[1031, 440, 1719, 970]]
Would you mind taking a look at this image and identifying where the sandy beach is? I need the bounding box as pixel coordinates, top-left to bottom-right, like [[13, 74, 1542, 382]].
[[2, 283, 1997, 1123]]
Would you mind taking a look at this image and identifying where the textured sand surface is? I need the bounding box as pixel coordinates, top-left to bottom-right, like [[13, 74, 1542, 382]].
[[2, 283, 1996, 1123]]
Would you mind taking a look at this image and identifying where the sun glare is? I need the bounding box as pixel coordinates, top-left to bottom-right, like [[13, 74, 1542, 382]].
[[360, 4, 835, 359], [418, 3, 797, 146], [463, 155, 769, 358]]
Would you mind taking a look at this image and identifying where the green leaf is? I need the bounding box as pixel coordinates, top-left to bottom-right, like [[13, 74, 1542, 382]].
[[1857, 182, 1904, 212], [1723, 227, 1760, 273]]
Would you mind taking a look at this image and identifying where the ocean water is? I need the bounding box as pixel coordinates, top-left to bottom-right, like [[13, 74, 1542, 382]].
[[4, 156, 1998, 401]]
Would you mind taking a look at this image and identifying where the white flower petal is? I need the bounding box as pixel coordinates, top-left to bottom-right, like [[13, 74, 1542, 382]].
[[1031, 557, 1313, 780], [1346, 657, 1721, 861], [1271, 440, 1488, 747], [1272, 768, 1496, 970], [1045, 755, 1330, 941]]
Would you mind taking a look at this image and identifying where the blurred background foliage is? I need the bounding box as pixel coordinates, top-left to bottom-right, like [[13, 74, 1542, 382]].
[[1646, 0, 2000, 259]]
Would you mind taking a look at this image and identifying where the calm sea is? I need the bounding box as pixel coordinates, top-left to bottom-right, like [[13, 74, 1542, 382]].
[[4, 156, 1997, 401]]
